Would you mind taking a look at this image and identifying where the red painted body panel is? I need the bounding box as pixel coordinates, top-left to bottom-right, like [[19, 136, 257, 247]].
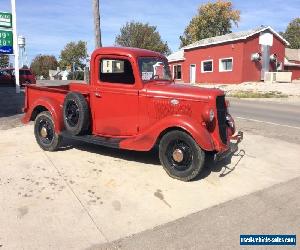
[[90, 53, 140, 136], [120, 115, 214, 151], [23, 47, 234, 153], [22, 86, 67, 133]]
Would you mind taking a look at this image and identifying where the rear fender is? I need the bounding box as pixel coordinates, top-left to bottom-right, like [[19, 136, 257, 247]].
[[22, 97, 64, 133], [120, 115, 215, 151]]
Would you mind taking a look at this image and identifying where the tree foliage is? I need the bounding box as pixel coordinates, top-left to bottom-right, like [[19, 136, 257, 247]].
[[180, 0, 240, 47], [30, 55, 58, 79], [282, 18, 300, 49], [115, 21, 171, 55], [59, 40, 88, 69], [0, 54, 9, 68]]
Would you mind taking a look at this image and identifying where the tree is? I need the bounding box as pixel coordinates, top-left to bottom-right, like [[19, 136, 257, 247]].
[[115, 21, 171, 55], [93, 0, 102, 48], [30, 55, 58, 79], [0, 54, 9, 68], [282, 18, 300, 49], [179, 0, 240, 47], [59, 41, 88, 69]]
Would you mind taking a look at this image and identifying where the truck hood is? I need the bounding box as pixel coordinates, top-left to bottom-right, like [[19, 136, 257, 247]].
[[144, 82, 224, 101]]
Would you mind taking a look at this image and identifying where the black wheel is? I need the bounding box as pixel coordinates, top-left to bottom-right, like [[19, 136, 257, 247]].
[[63, 92, 90, 135], [34, 111, 62, 151], [159, 130, 205, 181]]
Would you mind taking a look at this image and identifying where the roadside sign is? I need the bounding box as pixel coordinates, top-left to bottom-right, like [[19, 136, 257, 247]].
[[1, 4, 19, 93], [0, 12, 12, 28], [0, 30, 13, 54]]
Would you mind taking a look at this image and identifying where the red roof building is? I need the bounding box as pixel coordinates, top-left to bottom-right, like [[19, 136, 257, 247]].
[[167, 26, 299, 84]]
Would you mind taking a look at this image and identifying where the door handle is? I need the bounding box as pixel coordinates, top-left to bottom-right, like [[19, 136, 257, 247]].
[[95, 92, 101, 98]]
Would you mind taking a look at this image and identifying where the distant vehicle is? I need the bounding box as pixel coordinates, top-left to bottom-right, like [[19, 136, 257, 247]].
[[22, 47, 242, 181], [0, 68, 36, 86]]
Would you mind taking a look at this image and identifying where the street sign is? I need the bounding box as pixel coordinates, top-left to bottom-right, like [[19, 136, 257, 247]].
[[0, 30, 13, 54], [0, 12, 12, 28]]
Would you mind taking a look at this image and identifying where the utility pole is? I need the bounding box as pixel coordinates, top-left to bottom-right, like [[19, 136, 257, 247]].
[[11, 0, 20, 93], [92, 0, 102, 48]]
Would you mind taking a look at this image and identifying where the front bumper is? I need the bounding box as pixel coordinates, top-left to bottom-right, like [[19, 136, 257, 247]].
[[214, 131, 243, 162]]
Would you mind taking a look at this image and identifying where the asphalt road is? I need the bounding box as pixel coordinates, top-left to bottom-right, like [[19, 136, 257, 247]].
[[229, 98, 300, 129], [229, 98, 300, 145]]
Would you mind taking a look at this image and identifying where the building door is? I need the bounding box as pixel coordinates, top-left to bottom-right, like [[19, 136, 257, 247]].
[[190, 64, 196, 83]]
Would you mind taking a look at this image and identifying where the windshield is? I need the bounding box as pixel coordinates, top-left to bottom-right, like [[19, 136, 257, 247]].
[[138, 57, 171, 82]]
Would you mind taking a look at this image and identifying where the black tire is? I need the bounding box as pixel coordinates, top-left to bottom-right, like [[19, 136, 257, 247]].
[[63, 92, 90, 135], [34, 111, 62, 151], [159, 130, 205, 181]]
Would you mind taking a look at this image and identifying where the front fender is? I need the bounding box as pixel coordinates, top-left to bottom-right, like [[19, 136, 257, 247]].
[[120, 115, 215, 151], [22, 97, 64, 133]]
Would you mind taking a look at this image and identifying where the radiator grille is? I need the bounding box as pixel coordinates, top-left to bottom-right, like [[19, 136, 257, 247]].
[[216, 96, 227, 144]]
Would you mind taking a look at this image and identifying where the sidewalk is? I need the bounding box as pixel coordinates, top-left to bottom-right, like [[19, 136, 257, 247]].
[[0, 125, 300, 249], [98, 177, 300, 250]]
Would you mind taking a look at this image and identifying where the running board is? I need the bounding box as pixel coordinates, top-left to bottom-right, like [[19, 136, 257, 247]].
[[60, 131, 123, 149]]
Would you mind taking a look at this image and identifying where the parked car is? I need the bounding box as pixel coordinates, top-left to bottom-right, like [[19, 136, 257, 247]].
[[0, 68, 36, 86], [22, 47, 242, 181]]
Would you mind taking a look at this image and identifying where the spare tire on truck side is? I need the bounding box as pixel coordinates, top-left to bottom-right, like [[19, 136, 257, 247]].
[[63, 92, 90, 135]]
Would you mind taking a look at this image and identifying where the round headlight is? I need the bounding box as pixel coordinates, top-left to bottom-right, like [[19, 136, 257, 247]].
[[202, 107, 215, 123]]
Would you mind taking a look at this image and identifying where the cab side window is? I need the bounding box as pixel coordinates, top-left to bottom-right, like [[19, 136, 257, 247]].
[[99, 58, 135, 84]]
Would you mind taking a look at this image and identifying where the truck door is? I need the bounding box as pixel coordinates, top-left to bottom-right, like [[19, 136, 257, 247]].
[[91, 55, 139, 136]]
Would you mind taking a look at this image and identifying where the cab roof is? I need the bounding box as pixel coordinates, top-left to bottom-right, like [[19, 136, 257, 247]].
[[91, 47, 165, 60]]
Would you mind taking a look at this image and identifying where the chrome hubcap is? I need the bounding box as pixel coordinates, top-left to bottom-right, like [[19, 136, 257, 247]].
[[172, 148, 184, 163], [40, 127, 48, 138]]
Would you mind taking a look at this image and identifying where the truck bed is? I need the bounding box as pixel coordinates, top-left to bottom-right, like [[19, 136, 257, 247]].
[[30, 82, 90, 94], [23, 82, 91, 122]]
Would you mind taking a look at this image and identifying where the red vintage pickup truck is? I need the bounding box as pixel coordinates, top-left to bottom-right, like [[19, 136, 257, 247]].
[[23, 47, 242, 181]]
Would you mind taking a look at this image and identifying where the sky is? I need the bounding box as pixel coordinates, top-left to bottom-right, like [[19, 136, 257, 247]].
[[1, 0, 299, 63]]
